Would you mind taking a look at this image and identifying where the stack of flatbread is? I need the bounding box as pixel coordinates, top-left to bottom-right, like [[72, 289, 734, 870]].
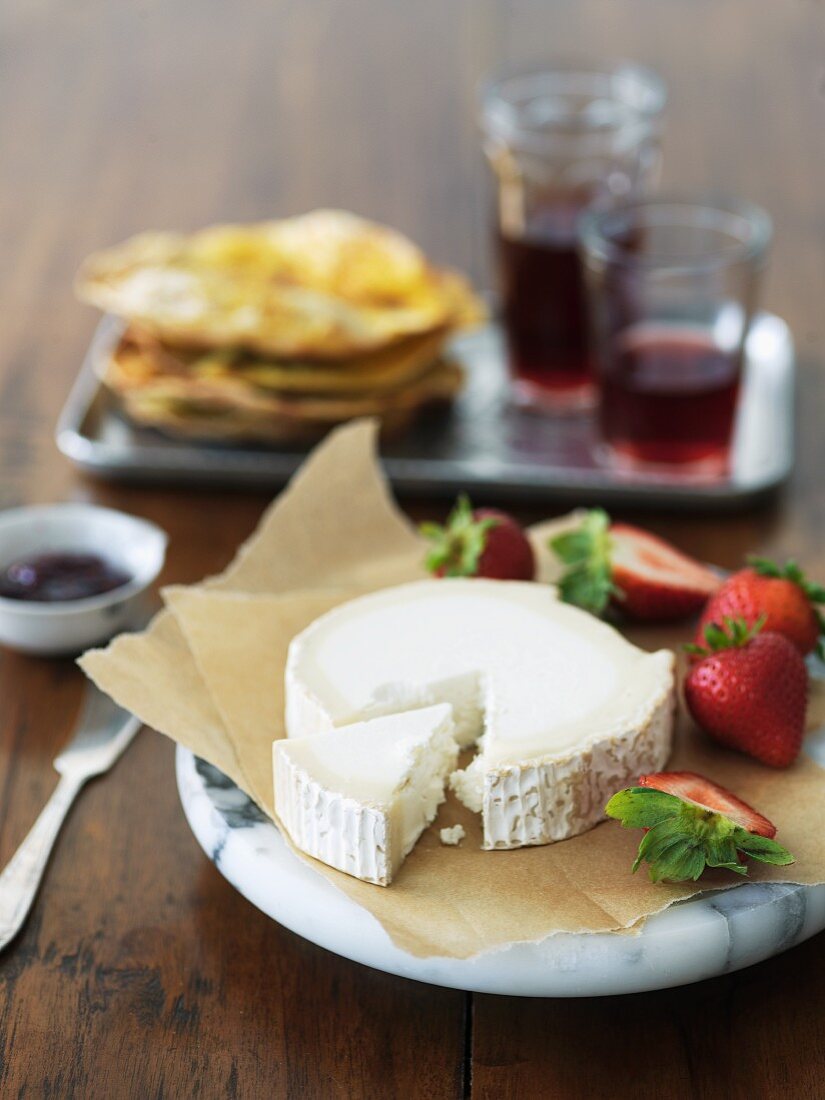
[[75, 210, 486, 444]]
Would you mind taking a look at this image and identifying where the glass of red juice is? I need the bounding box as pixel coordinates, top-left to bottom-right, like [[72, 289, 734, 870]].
[[480, 64, 666, 412], [579, 199, 772, 475]]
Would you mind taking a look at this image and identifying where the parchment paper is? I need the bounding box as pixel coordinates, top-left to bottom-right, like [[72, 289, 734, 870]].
[[80, 420, 825, 959]]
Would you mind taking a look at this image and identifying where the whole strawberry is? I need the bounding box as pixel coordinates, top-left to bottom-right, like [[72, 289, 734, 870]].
[[696, 557, 825, 657], [685, 618, 808, 768], [420, 495, 535, 581], [549, 509, 720, 621]]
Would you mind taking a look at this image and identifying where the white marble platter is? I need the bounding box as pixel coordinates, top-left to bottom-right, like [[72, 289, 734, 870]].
[[176, 738, 825, 998]]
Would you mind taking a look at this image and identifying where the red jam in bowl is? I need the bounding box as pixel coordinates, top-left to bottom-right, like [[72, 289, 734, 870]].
[[0, 552, 131, 603]]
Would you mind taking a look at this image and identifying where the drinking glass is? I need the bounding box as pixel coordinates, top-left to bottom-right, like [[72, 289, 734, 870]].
[[480, 62, 666, 411], [578, 198, 772, 475]]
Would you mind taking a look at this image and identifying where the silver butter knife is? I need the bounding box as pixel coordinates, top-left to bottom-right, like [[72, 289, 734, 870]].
[[0, 684, 141, 951]]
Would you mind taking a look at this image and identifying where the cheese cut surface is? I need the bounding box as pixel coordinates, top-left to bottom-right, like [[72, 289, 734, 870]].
[[285, 579, 676, 849], [273, 704, 457, 885]]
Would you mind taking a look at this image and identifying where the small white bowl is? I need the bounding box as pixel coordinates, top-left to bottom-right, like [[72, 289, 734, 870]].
[[0, 503, 167, 656]]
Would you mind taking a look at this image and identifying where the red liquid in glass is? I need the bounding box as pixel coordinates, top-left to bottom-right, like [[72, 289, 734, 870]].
[[497, 215, 593, 405], [599, 326, 741, 472]]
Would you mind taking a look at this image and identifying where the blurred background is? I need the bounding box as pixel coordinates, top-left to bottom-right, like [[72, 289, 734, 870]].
[[4, 0, 824, 506]]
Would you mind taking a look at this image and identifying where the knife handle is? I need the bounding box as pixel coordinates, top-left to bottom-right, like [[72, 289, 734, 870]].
[[0, 774, 85, 951]]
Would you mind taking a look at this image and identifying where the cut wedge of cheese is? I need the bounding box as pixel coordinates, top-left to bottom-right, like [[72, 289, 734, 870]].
[[286, 579, 676, 850], [274, 703, 457, 885]]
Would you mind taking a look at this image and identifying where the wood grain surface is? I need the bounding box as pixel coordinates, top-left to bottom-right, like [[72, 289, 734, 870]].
[[1, 1, 824, 1096]]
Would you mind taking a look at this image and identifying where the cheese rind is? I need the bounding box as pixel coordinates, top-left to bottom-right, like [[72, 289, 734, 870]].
[[470, 683, 674, 848], [274, 704, 457, 885], [285, 579, 676, 850]]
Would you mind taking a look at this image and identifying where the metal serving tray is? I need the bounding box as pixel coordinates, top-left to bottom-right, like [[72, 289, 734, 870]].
[[56, 314, 794, 510]]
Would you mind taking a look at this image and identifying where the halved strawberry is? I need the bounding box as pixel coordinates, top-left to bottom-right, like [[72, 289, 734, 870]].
[[605, 771, 793, 883], [549, 509, 720, 621], [637, 771, 776, 837]]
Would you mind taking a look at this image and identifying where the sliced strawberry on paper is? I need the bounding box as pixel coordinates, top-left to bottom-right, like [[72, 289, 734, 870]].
[[637, 771, 777, 836], [605, 771, 794, 883], [549, 509, 720, 621]]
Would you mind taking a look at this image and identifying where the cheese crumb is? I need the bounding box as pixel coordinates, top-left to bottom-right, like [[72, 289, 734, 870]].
[[439, 824, 466, 846]]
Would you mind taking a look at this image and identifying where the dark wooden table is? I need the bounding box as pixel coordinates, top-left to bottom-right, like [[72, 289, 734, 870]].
[[2, 2, 825, 1096]]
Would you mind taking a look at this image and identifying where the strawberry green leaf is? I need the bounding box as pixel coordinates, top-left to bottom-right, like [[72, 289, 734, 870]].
[[604, 787, 794, 883], [748, 555, 784, 579], [633, 821, 694, 880], [749, 554, 825, 607], [558, 569, 615, 617], [732, 829, 795, 866], [703, 832, 748, 873], [661, 843, 714, 883], [549, 509, 617, 616], [605, 788, 683, 828], [689, 615, 766, 657], [786, 562, 805, 585], [550, 529, 596, 565], [420, 495, 499, 577], [418, 522, 445, 539]]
